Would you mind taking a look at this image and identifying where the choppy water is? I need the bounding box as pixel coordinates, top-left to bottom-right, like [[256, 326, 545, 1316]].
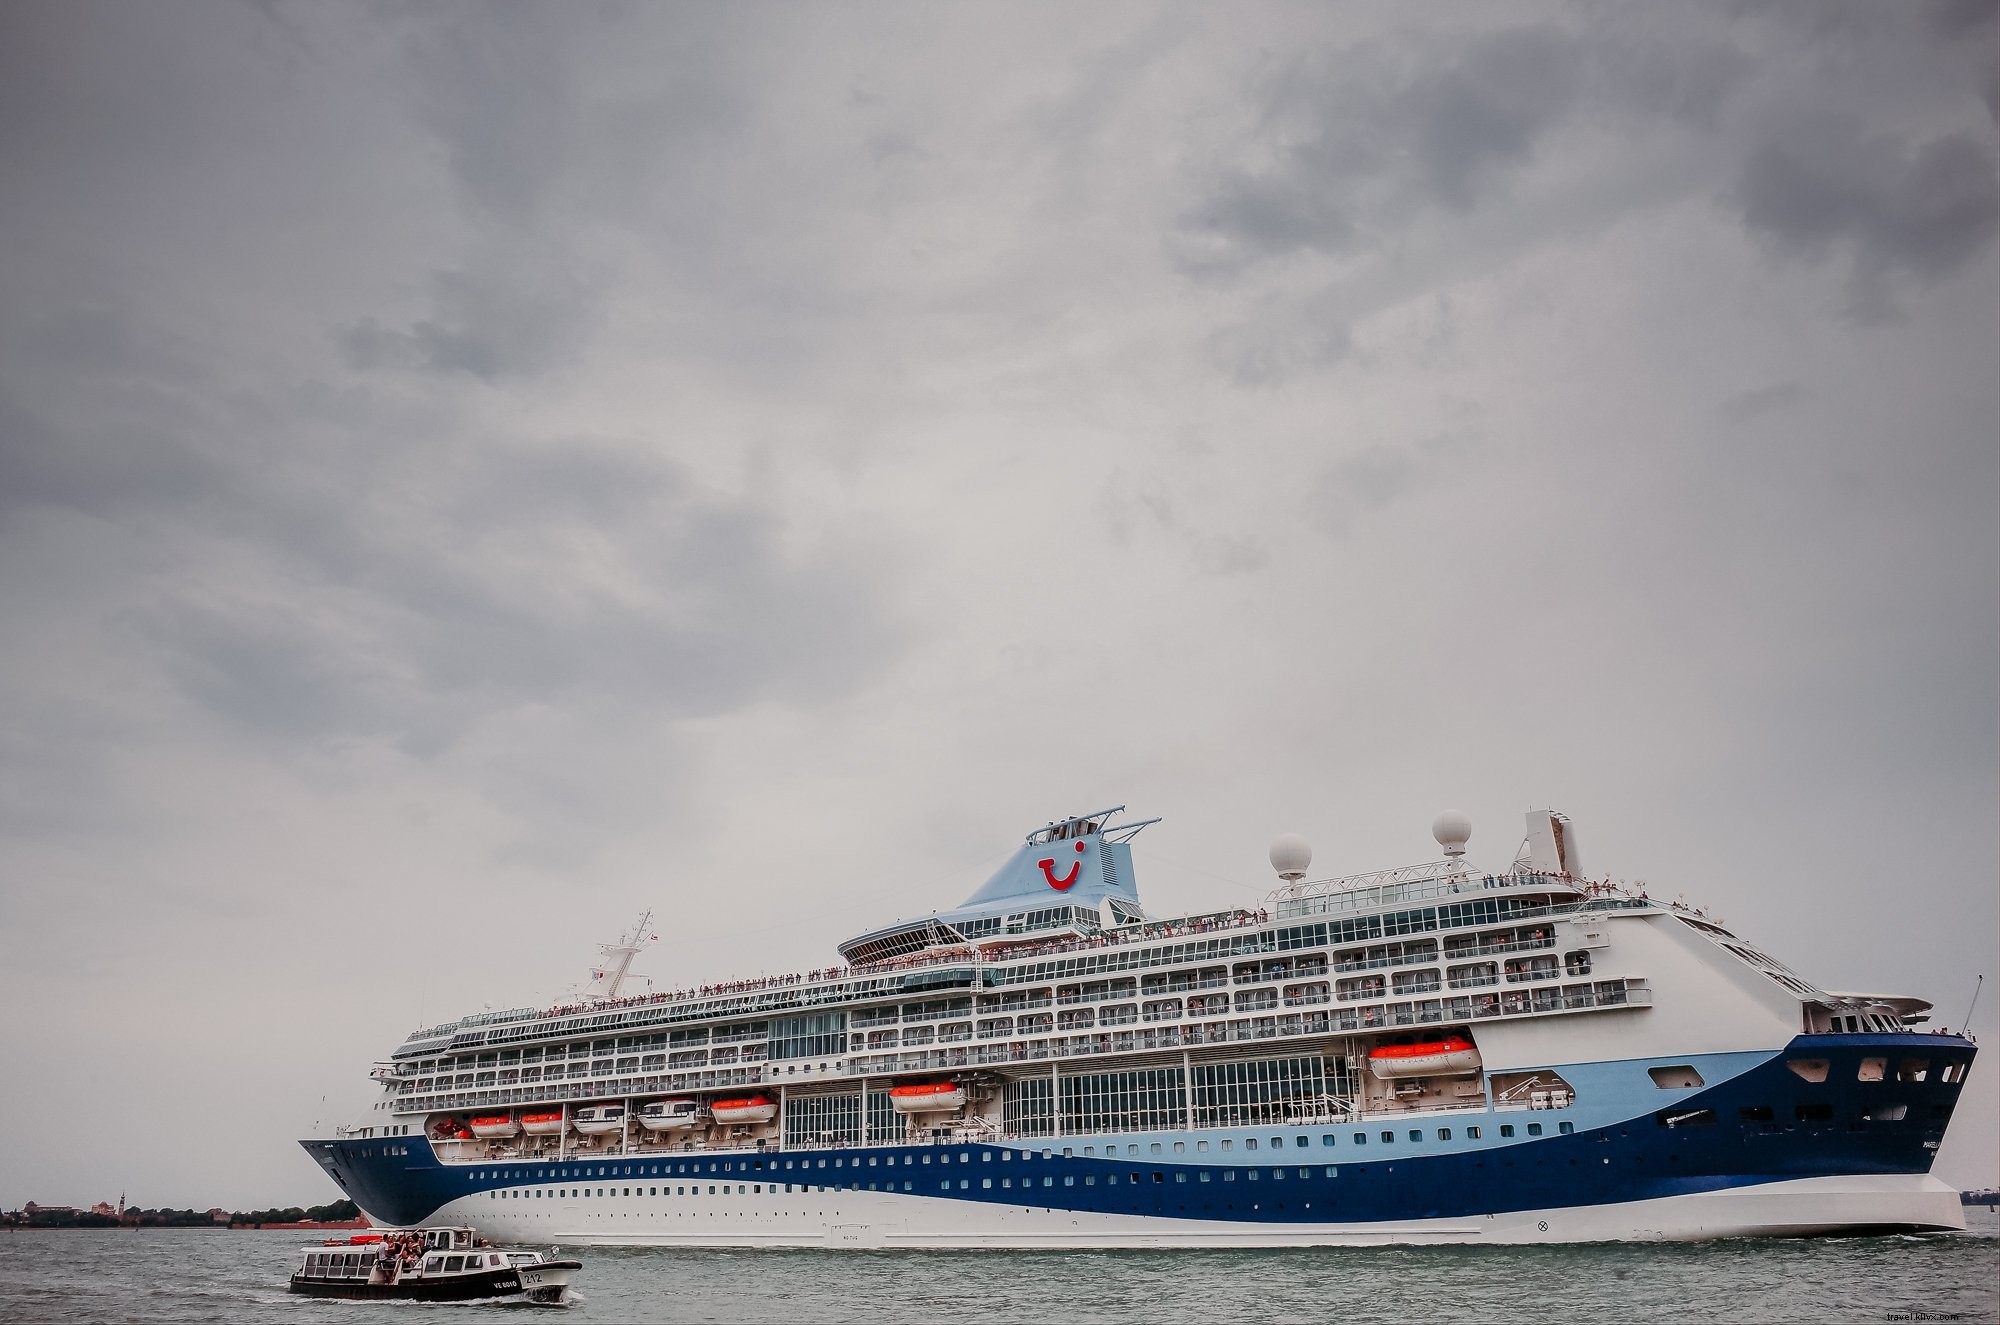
[[2, 1212, 1996, 1324]]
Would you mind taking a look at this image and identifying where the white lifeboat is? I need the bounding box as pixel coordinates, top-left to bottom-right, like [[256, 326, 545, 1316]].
[[1368, 1036, 1482, 1079], [889, 1081, 967, 1113], [708, 1096, 777, 1125], [467, 1114, 520, 1139], [571, 1104, 626, 1135], [519, 1111, 566, 1136], [639, 1098, 703, 1132]]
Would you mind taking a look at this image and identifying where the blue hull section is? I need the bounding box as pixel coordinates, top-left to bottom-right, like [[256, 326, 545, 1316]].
[[304, 1034, 1971, 1229]]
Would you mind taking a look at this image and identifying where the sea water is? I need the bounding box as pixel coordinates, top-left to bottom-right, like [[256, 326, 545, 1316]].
[[2, 1210, 1995, 1324]]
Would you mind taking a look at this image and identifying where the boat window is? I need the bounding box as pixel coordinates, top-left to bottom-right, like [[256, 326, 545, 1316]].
[[1380, 1131, 1394, 1143], [1466, 1126, 1481, 1138], [1437, 1128, 1451, 1140], [1786, 1058, 1830, 1083], [1897, 1058, 1930, 1082], [1499, 1125, 1514, 1137], [443, 1255, 464, 1272], [1558, 1121, 1574, 1134], [1858, 1057, 1887, 1081], [1353, 1133, 1366, 1145], [1526, 1123, 1542, 1136], [1408, 1130, 1422, 1142], [1245, 1138, 1258, 1150], [1648, 1064, 1705, 1089], [1322, 1134, 1335, 1146]]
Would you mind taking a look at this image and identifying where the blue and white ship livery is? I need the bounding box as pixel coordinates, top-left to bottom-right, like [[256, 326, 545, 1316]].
[[302, 807, 1976, 1245]]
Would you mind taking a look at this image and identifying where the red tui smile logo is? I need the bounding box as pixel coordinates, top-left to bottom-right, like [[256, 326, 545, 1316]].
[[1037, 840, 1089, 890]]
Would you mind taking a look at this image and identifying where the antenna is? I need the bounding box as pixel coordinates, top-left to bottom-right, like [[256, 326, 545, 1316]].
[[1960, 974, 1984, 1039]]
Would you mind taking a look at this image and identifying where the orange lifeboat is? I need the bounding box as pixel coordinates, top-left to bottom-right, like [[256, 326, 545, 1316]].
[[709, 1096, 778, 1125], [468, 1114, 521, 1139], [519, 1111, 566, 1136], [1368, 1035, 1482, 1079], [889, 1081, 967, 1113]]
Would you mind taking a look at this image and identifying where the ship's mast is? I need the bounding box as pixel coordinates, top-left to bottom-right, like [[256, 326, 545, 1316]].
[[581, 910, 653, 1004]]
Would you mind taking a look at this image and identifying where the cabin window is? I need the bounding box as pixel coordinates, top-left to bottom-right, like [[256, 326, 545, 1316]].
[[1438, 1128, 1452, 1140], [1527, 1123, 1542, 1136], [1897, 1058, 1930, 1082], [1858, 1058, 1887, 1082], [1467, 1126, 1481, 1139], [1322, 1135, 1336, 1147], [1648, 1065, 1705, 1089], [1786, 1058, 1830, 1083], [443, 1255, 464, 1272]]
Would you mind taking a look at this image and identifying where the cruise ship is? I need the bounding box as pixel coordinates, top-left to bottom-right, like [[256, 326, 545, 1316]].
[[301, 807, 1976, 1245]]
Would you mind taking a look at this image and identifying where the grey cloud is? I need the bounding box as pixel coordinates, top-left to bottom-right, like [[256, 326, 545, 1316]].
[[1720, 382, 1808, 424], [338, 262, 599, 380], [1739, 127, 2000, 317], [1311, 434, 1473, 535], [132, 443, 909, 756], [1206, 310, 1353, 386], [1175, 25, 1583, 277]]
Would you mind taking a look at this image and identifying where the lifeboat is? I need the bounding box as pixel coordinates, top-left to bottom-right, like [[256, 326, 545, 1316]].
[[708, 1096, 778, 1125], [1368, 1035, 1482, 1079], [468, 1114, 520, 1139], [571, 1104, 626, 1136], [888, 1081, 967, 1113], [519, 1111, 566, 1136], [638, 1098, 703, 1132]]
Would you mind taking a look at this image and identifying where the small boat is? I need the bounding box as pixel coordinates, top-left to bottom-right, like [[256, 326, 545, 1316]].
[[572, 1103, 625, 1135], [639, 1098, 703, 1132], [288, 1226, 580, 1303], [888, 1081, 966, 1113], [467, 1114, 520, 1139], [519, 1111, 566, 1136], [1368, 1035, 1482, 1079], [708, 1095, 777, 1125]]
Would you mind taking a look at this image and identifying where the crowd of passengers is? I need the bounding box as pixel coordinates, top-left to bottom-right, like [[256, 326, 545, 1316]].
[[464, 878, 1720, 1032], [523, 910, 1278, 1022]]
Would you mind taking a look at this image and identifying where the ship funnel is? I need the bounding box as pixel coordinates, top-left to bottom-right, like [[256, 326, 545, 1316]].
[[1518, 810, 1582, 877]]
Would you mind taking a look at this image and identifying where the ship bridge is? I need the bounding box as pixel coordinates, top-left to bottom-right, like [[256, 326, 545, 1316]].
[[836, 807, 1158, 966]]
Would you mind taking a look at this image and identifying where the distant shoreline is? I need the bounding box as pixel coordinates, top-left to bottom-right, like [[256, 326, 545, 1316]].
[[6, 1220, 369, 1232]]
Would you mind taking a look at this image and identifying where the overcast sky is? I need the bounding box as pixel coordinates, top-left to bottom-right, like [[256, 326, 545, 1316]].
[[2, 1, 1995, 1210]]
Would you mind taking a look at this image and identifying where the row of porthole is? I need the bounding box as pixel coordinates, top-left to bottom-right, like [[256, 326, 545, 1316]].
[[455, 1122, 1574, 1187]]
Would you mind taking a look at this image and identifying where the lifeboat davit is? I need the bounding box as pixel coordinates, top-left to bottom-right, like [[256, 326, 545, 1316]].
[[467, 1114, 521, 1139], [519, 1111, 566, 1136], [889, 1081, 967, 1113], [571, 1104, 626, 1135], [709, 1096, 778, 1125], [639, 1098, 703, 1132], [1368, 1036, 1482, 1079]]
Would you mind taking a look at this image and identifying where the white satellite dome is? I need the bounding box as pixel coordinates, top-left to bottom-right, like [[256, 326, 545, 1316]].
[[1432, 810, 1472, 858], [1269, 834, 1312, 881]]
